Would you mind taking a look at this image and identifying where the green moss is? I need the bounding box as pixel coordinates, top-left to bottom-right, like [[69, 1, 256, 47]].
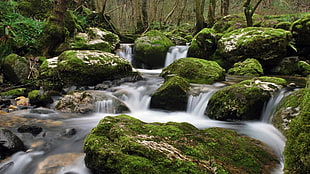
[[240, 76, 287, 86], [84, 115, 278, 174], [228, 58, 264, 76], [28, 89, 52, 106], [160, 58, 225, 84], [134, 30, 174, 68], [297, 61, 310, 76], [0, 88, 26, 97], [274, 22, 292, 30]]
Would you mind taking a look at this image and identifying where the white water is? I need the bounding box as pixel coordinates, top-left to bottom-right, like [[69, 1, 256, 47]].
[[0, 64, 287, 173], [164, 45, 189, 66], [116, 43, 133, 63]]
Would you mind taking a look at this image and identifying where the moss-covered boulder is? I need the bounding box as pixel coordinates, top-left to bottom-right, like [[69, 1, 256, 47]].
[[215, 27, 292, 69], [274, 21, 291, 30], [212, 13, 277, 34], [297, 61, 310, 76], [150, 76, 190, 111], [160, 58, 225, 84], [28, 90, 53, 107], [291, 14, 310, 47], [228, 58, 264, 76], [187, 28, 218, 59], [1, 54, 30, 84], [84, 115, 279, 174], [39, 50, 134, 89], [272, 76, 310, 173], [56, 91, 129, 114], [207, 77, 287, 121], [134, 30, 174, 68]]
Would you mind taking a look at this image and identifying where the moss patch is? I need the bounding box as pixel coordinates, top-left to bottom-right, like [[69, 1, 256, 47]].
[[84, 115, 279, 174], [160, 58, 225, 84], [228, 58, 264, 76]]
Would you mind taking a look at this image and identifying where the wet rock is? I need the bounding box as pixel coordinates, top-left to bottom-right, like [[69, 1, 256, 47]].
[[160, 57, 225, 84], [17, 125, 43, 136], [34, 153, 84, 174], [62, 128, 77, 137], [28, 90, 53, 107], [150, 76, 190, 111], [207, 76, 287, 121], [84, 115, 279, 174], [134, 30, 174, 68], [0, 128, 25, 159]]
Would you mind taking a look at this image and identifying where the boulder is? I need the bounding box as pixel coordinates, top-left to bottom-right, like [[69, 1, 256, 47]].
[[0, 128, 25, 159], [56, 91, 129, 114], [160, 58, 225, 84], [228, 58, 264, 76], [84, 115, 279, 174], [150, 76, 190, 111], [206, 77, 287, 121], [134, 30, 174, 68], [291, 14, 310, 48], [187, 28, 218, 59], [215, 27, 292, 69], [1, 54, 29, 84], [272, 76, 310, 174], [39, 50, 134, 89], [28, 90, 53, 107]]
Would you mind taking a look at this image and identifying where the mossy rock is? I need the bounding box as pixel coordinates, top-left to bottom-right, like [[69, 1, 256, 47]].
[[0, 88, 26, 97], [228, 58, 264, 76], [297, 60, 310, 76], [291, 14, 310, 47], [28, 90, 53, 107], [187, 28, 218, 59], [87, 27, 120, 50], [150, 76, 190, 111], [84, 115, 279, 174], [271, 77, 310, 173], [160, 58, 225, 84], [1, 54, 30, 84], [207, 76, 287, 121], [215, 27, 292, 69], [270, 56, 300, 75], [274, 21, 291, 30], [212, 13, 277, 34], [39, 50, 134, 89], [134, 30, 174, 68]]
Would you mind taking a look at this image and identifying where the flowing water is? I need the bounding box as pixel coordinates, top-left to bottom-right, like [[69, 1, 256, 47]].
[[0, 45, 288, 174]]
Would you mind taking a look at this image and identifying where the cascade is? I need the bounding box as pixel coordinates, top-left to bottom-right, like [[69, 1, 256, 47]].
[[260, 88, 294, 123], [116, 43, 133, 63], [187, 90, 217, 116], [95, 100, 114, 113], [164, 45, 189, 66]]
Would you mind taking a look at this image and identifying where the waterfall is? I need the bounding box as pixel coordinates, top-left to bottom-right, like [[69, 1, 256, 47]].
[[116, 43, 133, 63], [260, 88, 292, 123], [95, 100, 114, 113], [119, 86, 152, 112], [164, 45, 189, 66], [187, 90, 217, 116]]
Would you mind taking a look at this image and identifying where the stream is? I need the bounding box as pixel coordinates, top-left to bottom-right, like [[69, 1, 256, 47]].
[[0, 45, 291, 174]]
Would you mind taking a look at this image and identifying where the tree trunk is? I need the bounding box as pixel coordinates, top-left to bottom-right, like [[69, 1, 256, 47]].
[[243, 0, 263, 27], [195, 0, 205, 34], [135, 0, 143, 33], [221, 0, 229, 16], [207, 0, 216, 27], [164, 0, 179, 25], [141, 0, 148, 32], [177, 0, 188, 26], [54, 0, 69, 26]]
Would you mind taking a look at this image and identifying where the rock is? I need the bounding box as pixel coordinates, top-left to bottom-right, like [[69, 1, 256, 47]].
[[17, 125, 43, 136], [274, 21, 291, 30], [160, 57, 225, 84], [0, 128, 25, 159], [272, 79, 310, 173], [187, 28, 218, 59], [84, 115, 279, 174], [1, 54, 29, 84], [34, 153, 84, 174], [28, 90, 53, 107], [0, 88, 26, 98], [291, 14, 310, 48], [39, 50, 134, 89], [270, 56, 300, 75], [228, 58, 264, 76], [150, 76, 190, 111], [206, 76, 287, 121], [134, 30, 174, 68], [215, 27, 292, 69], [56, 91, 129, 114], [297, 61, 310, 76], [15, 96, 30, 106], [88, 27, 120, 50]]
